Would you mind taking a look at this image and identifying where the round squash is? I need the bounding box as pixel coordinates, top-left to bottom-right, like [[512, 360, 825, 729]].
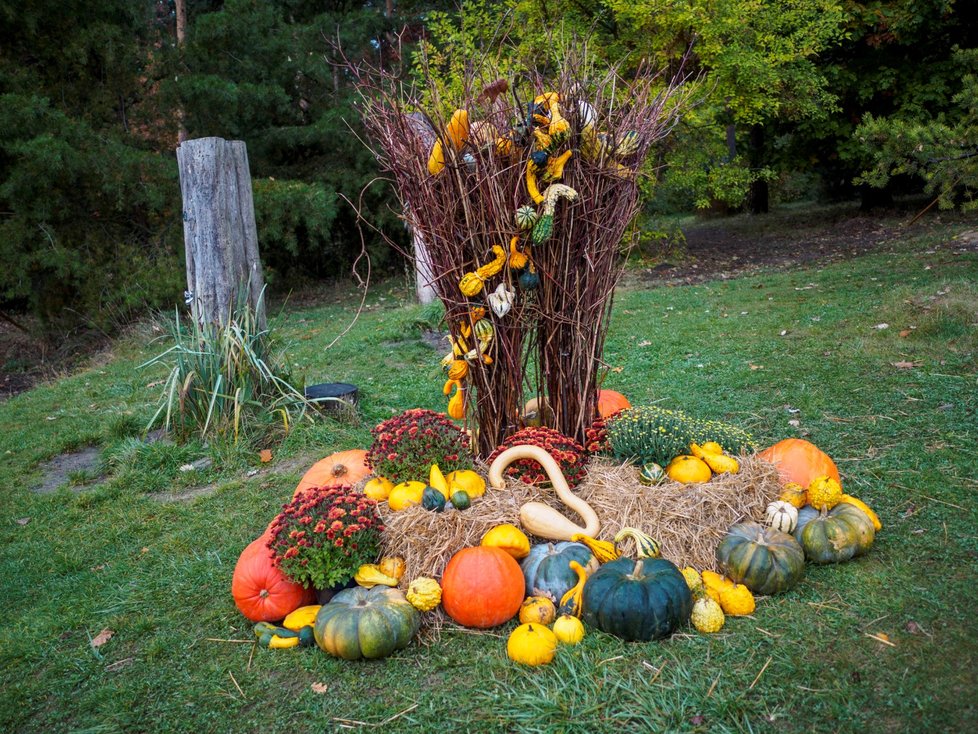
[[691, 596, 725, 633], [387, 481, 426, 511], [519, 596, 557, 625], [294, 449, 370, 497], [507, 623, 558, 666], [808, 475, 843, 510], [638, 462, 665, 486], [552, 614, 585, 645], [716, 522, 805, 596], [520, 541, 597, 602], [793, 505, 819, 542], [765, 500, 799, 533], [665, 455, 712, 484], [441, 546, 525, 628], [757, 439, 841, 489], [581, 557, 693, 642], [446, 470, 486, 498], [232, 533, 316, 622], [363, 476, 394, 501], [481, 524, 531, 560], [313, 586, 420, 660], [405, 577, 442, 612], [800, 503, 875, 564], [597, 389, 631, 418], [450, 490, 472, 510]]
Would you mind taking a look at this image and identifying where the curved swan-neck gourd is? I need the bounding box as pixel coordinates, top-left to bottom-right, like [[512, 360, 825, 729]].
[[487, 444, 600, 541]]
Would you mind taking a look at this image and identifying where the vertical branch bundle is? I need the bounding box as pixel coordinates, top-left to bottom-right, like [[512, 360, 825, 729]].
[[355, 52, 690, 455]]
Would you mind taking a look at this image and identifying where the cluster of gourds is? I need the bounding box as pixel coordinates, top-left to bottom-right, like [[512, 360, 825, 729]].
[[425, 90, 636, 420], [364, 463, 487, 513], [639, 441, 741, 487]]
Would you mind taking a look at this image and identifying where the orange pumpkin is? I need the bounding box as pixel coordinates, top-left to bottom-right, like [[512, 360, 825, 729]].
[[294, 449, 370, 498], [441, 546, 525, 628], [231, 533, 315, 622], [597, 389, 631, 418], [757, 439, 841, 489]]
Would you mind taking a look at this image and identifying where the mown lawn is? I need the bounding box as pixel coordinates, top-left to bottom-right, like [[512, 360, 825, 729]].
[[1, 214, 976, 733]]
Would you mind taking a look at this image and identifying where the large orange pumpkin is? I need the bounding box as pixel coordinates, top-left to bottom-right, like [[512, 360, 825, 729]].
[[441, 546, 525, 628], [597, 389, 631, 418], [294, 449, 370, 498], [757, 438, 841, 489], [231, 533, 315, 622]]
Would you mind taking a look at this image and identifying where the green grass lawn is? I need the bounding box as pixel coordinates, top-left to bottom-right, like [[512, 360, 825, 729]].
[[1, 215, 976, 732]]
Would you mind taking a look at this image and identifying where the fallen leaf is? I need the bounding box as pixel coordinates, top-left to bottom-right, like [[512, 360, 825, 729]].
[[638, 340, 651, 347], [749, 364, 764, 370], [311, 682, 329, 694], [91, 564, 106, 572], [874, 323, 889, 330], [899, 329, 911, 338], [891, 361, 922, 369], [779, 330, 788, 336], [788, 419, 801, 427], [91, 628, 114, 648], [141, 547, 149, 554], [610, 366, 623, 373], [259, 449, 273, 463], [15, 517, 30, 526]]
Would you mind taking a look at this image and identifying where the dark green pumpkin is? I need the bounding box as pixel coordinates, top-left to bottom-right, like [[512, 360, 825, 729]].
[[793, 505, 819, 542], [314, 586, 420, 660], [421, 486, 446, 512], [450, 490, 471, 510], [716, 522, 805, 595], [520, 542, 596, 602], [800, 503, 875, 564], [581, 557, 692, 642]]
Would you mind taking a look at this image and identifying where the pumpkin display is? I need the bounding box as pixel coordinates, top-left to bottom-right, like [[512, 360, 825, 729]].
[[793, 505, 819, 541], [716, 522, 805, 596], [406, 577, 442, 612], [232, 533, 316, 622], [441, 546, 525, 628], [481, 524, 531, 560], [800, 503, 876, 564], [757, 438, 841, 488], [313, 586, 420, 660], [765, 501, 799, 533], [779, 482, 808, 509], [840, 494, 882, 531], [519, 596, 557, 625], [597, 389, 631, 418], [294, 450, 370, 497], [387, 481, 426, 511], [363, 476, 394, 501], [665, 455, 712, 484], [507, 623, 558, 666], [581, 557, 693, 642], [691, 596, 725, 633], [552, 615, 585, 645], [808, 475, 843, 510], [520, 541, 597, 601]]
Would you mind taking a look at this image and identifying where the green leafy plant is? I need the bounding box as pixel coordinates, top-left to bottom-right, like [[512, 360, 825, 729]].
[[601, 406, 756, 465], [142, 293, 313, 444], [267, 486, 384, 589], [365, 409, 473, 483]]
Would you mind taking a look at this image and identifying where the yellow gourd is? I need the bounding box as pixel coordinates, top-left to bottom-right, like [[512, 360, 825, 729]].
[[406, 577, 442, 612], [378, 556, 406, 581], [429, 463, 450, 498], [571, 534, 620, 563], [446, 469, 486, 498], [354, 564, 399, 588], [445, 109, 470, 150], [447, 359, 468, 381], [681, 567, 703, 594], [481, 523, 531, 560], [839, 494, 882, 531], [558, 560, 588, 618], [427, 139, 446, 176], [666, 455, 712, 484], [519, 596, 557, 625], [702, 570, 734, 603], [780, 482, 808, 509], [388, 481, 426, 511], [718, 583, 756, 616], [282, 605, 321, 631], [691, 596, 725, 633], [701, 452, 740, 475], [808, 475, 843, 510], [507, 623, 558, 666], [552, 614, 585, 645], [363, 476, 393, 501], [268, 634, 301, 649]]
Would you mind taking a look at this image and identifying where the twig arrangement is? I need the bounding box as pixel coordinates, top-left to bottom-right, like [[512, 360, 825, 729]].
[[353, 47, 693, 456]]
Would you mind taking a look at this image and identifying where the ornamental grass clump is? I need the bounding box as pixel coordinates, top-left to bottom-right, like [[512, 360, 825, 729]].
[[267, 486, 384, 589], [486, 426, 588, 487], [603, 406, 756, 466], [366, 408, 474, 483]]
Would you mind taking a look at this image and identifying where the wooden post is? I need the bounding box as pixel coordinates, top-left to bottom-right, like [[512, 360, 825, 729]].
[[413, 227, 438, 305], [176, 137, 266, 328]]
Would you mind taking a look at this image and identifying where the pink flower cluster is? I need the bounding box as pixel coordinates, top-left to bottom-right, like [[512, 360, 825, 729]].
[[365, 408, 473, 482]]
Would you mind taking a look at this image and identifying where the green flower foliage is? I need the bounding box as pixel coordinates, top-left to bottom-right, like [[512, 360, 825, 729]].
[[604, 405, 755, 466]]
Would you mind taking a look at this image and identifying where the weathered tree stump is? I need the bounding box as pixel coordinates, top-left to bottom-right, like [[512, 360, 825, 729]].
[[176, 137, 266, 328]]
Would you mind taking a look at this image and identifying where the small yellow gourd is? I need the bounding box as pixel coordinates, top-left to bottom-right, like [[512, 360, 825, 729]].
[[571, 534, 620, 563], [701, 451, 740, 475], [507, 623, 558, 666], [447, 360, 469, 381], [429, 464, 450, 498], [558, 560, 589, 618], [406, 577, 442, 612], [681, 567, 703, 594], [354, 564, 399, 588], [481, 523, 531, 560], [378, 556, 406, 581], [702, 570, 734, 603], [780, 482, 808, 509], [666, 455, 712, 484], [446, 470, 486, 498], [718, 583, 756, 616], [691, 596, 725, 633], [519, 596, 557, 625], [282, 605, 321, 631], [808, 475, 843, 510], [387, 481, 426, 511], [839, 494, 882, 531], [552, 615, 585, 645], [363, 476, 394, 501]]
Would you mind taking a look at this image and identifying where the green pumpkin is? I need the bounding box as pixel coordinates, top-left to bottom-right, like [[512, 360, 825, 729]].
[[793, 505, 819, 542], [515, 205, 538, 230], [716, 522, 805, 596], [581, 557, 692, 642], [638, 463, 665, 486], [450, 490, 471, 510], [520, 542, 596, 603], [800, 503, 875, 564], [313, 586, 420, 660], [421, 486, 446, 512]]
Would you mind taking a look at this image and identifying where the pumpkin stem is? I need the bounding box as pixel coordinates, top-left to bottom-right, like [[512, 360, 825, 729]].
[[632, 560, 642, 578], [332, 464, 347, 477], [259, 589, 269, 598]]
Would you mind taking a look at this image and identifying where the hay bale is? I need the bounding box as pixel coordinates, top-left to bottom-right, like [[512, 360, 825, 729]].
[[379, 455, 781, 584]]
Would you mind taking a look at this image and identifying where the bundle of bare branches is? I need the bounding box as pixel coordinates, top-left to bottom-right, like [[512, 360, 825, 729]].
[[354, 48, 692, 456]]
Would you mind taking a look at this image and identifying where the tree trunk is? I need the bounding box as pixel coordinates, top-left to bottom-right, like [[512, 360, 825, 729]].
[[176, 137, 266, 329], [747, 124, 769, 214], [174, 0, 188, 143]]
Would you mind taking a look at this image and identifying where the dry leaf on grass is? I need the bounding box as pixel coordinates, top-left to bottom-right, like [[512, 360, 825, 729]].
[[259, 449, 273, 463], [91, 628, 114, 648], [311, 682, 329, 694], [892, 361, 922, 369], [15, 517, 30, 526]]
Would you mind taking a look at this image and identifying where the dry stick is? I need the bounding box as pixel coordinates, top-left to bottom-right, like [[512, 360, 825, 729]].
[[747, 656, 773, 690], [228, 671, 246, 700]]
